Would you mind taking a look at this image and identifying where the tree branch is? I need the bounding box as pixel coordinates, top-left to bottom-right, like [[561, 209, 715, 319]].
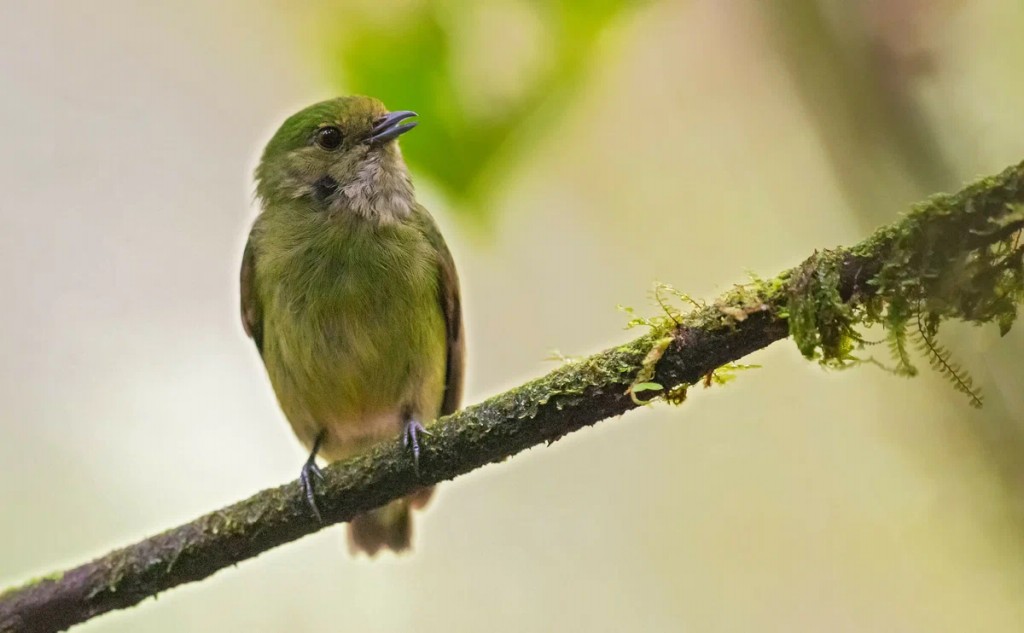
[[2, 161, 1023, 633]]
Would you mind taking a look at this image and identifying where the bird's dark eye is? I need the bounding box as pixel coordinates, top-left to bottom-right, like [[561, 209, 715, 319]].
[[314, 126, 343, 150]]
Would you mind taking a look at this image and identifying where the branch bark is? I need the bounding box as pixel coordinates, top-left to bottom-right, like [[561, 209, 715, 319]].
[[2, 160, 1023, 633]]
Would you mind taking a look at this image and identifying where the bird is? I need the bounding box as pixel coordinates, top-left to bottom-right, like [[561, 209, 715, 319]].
[[240, 95, 464, 556]]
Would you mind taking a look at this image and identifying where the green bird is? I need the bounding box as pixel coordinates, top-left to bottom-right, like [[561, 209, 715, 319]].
[[240, 96, 464, 556]]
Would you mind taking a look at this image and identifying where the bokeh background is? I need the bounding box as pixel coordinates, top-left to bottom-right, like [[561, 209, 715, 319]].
[[3, 1, 1024, 631]]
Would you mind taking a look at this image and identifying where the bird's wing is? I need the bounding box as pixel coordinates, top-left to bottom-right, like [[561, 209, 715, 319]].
[[415, 205, 465, 417], [240, 229, 264, 355]]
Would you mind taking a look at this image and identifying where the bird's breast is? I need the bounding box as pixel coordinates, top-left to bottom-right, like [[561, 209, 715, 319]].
[[256, 222, 447, 457]]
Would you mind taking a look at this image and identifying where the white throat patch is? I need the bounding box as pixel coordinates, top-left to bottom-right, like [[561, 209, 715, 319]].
[[335, 151, 414, 223]]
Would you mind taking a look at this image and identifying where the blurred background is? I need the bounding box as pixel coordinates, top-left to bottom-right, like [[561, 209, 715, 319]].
[[3, 0, 1024, 630]]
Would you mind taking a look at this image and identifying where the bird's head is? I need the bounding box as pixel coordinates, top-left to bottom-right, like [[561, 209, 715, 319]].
[[255, 96, 418, 220]]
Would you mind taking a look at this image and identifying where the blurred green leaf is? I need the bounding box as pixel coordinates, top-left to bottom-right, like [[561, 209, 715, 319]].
[[320, 0, 647, 222]]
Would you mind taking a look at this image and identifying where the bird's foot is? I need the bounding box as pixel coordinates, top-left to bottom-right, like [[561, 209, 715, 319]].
[[402, 419, 431, 475], [300, 455, 325, 523]]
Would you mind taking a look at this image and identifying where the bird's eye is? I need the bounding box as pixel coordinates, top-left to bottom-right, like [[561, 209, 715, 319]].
[[314, 126, 343, 150]]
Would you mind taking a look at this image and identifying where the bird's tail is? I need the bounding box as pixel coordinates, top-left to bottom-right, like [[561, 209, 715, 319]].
[[347, 486, 435, 556]]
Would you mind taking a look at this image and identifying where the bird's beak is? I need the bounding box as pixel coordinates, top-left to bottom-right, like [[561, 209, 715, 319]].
[[368, 111, 418, 145]]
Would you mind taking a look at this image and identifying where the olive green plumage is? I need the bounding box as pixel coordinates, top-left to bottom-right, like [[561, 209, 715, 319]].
[[240, 96, 464, 555]]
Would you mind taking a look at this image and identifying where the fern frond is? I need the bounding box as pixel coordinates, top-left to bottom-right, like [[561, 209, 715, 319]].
[[886, 318, 918, 377], [912, 313, 983, 408]]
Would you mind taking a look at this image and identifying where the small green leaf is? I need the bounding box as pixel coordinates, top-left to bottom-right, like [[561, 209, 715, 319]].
[[631, 382, 663, 393]]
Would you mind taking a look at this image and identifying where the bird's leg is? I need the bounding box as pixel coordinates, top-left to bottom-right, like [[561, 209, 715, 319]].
[[300, 430, 326, 522], [402, 417, 431, 475]]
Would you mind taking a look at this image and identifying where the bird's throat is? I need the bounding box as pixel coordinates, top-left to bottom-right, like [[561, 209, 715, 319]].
[[334, 149, 414, 224]]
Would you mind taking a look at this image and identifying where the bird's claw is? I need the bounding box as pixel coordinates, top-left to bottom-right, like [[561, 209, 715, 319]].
[[402, 419, 431, 474], [300, 458, 325, 523]]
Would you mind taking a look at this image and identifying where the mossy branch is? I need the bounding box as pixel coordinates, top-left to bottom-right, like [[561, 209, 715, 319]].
[[2, 161, 1024, 633]]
